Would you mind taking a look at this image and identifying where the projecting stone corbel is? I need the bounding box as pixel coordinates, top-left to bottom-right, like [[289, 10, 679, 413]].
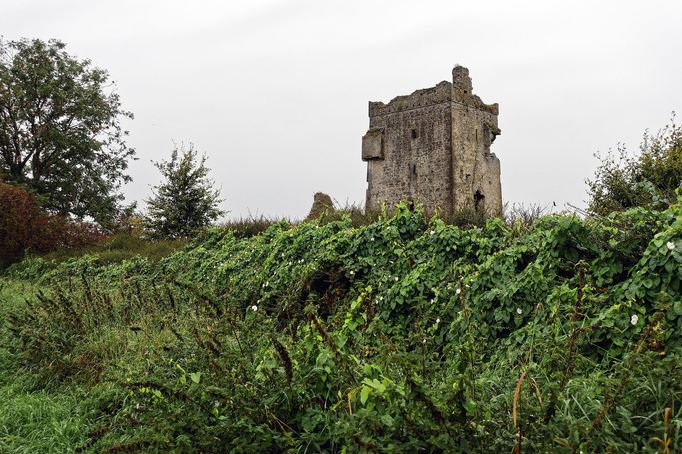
[[362, 128, 384, 161]]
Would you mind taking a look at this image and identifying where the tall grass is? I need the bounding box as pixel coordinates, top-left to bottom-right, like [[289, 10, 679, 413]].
[[36, 233, 188, 265]]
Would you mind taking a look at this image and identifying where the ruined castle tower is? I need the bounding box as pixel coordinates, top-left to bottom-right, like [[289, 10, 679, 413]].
[[362, 66, 502, 217]]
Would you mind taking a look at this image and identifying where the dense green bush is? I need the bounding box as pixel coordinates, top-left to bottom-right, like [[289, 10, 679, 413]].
[[587, 116, 682, 215], [2, 199, 681, 452]]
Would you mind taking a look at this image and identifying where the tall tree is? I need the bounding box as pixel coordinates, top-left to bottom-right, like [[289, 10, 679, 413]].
[[145, 144, 224, 238], [0, 38, 135, 228]]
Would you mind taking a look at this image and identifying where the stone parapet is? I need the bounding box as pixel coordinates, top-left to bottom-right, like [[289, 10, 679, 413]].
[[368, 81, 452, 117]]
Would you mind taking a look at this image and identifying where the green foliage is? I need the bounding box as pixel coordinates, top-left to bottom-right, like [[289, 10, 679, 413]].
[[2, 235, 186, 283], [145, 143, 224, 239], [39, 232, 188, 264], [1, 200, 682, 451], [0, 38, 135, 228], [588, 115, 682, 215]]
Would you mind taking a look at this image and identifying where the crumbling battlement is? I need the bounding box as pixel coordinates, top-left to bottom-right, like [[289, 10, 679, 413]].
[[451, 66, 499, 115], [362, 65, 503, 217], [368, 69, 499, 118], [368, 81, 452, 117]]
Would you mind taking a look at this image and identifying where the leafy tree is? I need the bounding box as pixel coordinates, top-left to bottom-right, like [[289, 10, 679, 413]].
[[145, 144, 224, 238], [0, 38, 135, 229], [587, 115, 682, 215]]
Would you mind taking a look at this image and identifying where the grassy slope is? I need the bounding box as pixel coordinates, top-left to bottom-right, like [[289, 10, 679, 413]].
[[1, 202, 681, 452]]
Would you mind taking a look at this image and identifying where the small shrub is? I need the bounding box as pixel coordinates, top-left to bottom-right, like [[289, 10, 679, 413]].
[[316, 200, 380, 227], [443, 203, 489, 227], [0, 183, 39, 266], [220, 215, 282, 239], [503, 202, 548, 231], [0, 183, 106, 267], [29, 215, 108, 254]]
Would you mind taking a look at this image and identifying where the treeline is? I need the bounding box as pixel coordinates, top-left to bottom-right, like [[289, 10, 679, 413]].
[[1, 37, 681, 267], [0, 39, 223, 265]]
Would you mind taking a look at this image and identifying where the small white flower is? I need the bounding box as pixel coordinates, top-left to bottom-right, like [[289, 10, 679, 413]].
[[379, 296, 383, 301], [265, 281, 269, 286], [430, 230, 435, 235], [288, 261, 292, 266], [370, 237, 375, 241], [667, 241, 675, 251], [435, 318, 440, 324], [394, 276, 399, 281], [350, 270, 355, 275], [422, 338, 427, 344], [456, 288, 461, 295], [251, 305, 258, 311], [630, 314, 639, 325], [516, 308, 522, 315]]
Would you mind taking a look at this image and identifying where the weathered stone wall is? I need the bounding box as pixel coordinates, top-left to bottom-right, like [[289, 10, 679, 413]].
[[450, 66, 502, 215], [364, 91, 453, 214], [363, 66, 502, 217]]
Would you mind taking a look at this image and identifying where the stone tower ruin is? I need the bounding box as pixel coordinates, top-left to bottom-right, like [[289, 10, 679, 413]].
[[362, 66, 502, 217]]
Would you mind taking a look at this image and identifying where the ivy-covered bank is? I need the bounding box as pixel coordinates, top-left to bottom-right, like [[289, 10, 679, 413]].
[[2, 200, 681, 452]]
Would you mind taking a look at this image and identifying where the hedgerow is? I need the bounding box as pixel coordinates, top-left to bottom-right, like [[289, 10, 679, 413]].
[[2, 198, 681, 452]]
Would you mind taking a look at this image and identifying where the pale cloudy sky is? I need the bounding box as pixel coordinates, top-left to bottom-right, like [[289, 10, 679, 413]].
[[3, 0, 681, 219]]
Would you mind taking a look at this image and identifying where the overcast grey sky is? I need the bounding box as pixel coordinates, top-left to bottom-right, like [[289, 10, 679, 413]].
[[3, 0, 681, 219]]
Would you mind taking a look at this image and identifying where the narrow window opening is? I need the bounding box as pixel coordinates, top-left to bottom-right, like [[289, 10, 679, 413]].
[[412, 164, 417, 176], [475, 129, 479, 143], [474, 190, 485, 211], [411, 129, 418, 139]]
